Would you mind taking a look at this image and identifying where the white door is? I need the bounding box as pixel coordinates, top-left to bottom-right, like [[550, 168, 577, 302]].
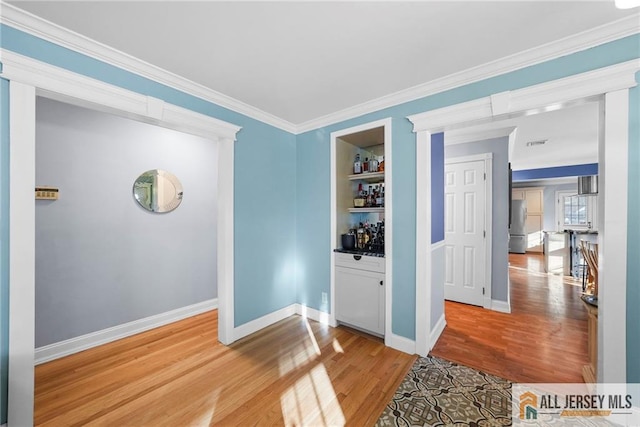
[[444, 160, 486, 306]]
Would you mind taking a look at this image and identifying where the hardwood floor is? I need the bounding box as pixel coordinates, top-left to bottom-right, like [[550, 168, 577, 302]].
[[431, 252, 589, 383], [35, 312, 416, 426]]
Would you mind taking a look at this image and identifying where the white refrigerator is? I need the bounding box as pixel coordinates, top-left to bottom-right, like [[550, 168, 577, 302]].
[[509, 199, 527, 254]]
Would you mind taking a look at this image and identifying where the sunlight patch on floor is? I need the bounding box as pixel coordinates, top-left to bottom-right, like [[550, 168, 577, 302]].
[[188, 388, 221, 427], [332, 338, 344, 354], [278, 319, 322, 377], [280, 363, 345, 427]]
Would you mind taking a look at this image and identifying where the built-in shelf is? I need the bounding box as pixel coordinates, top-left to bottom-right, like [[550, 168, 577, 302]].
[[348, 207, 385, 213], [347, 171, 384, 183]]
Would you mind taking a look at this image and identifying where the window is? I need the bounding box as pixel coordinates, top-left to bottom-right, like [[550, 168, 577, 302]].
[[556, 191, 597, 230]]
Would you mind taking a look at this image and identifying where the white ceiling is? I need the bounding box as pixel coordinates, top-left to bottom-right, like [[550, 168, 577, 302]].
[[446, 101, 600, 170], [7, 1, 638, 126]]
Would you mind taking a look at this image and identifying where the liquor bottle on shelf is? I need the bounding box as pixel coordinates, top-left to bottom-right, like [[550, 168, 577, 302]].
[[375, 185, 382, 207], [354, 154, 362, 174], [369, 157, 378, 172], [378, 156, 385, 172], [363, 158, 369, 173]]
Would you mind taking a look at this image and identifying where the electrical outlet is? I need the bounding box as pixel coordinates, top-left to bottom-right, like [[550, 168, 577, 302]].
[[321, 292, 328, 304]]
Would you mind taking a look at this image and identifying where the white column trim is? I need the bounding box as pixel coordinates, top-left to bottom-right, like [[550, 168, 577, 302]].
[[598, 89, 629, 383], [415, 130, 431, 356], [8, 81, 36, 427]]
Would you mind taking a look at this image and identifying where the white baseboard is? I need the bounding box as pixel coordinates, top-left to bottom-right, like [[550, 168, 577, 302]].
[[35, 299, 218, 365], [429, 313, 447, 350], [232, 304, 297, 342], [491, 299, 511, 313], [386, 333, 416, 355], [295, 304, 335, 327]]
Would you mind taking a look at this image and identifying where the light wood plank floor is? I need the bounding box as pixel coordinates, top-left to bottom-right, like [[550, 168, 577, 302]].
[[35, 312, 416, 426], [36, 252, 588, 425], [431, 252, 589, 383]]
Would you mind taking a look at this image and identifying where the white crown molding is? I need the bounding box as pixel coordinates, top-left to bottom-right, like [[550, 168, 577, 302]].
[[296, 13, 640, 133], [0, 2, 298, 134], [0, 49, 242, 140], [1, 2, 638, 135], [408, 59, 640, 132]]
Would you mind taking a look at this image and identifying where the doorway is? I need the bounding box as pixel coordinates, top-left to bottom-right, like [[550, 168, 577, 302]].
[[443, 155, 491, 307], [410, 62, 633, 383], [7, 63, 239, 425]]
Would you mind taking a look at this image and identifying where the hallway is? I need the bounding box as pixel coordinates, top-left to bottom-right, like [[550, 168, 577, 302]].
[[430, 253, 588, 383]]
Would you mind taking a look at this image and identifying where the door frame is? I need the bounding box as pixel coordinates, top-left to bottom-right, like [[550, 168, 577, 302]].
[[2, 50, 240, 425], [409, 58, 638, 383], [444, 153, 493, 309]]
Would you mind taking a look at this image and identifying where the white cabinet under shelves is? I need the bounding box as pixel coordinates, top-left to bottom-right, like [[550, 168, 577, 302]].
[[335, 253, 385, 336]]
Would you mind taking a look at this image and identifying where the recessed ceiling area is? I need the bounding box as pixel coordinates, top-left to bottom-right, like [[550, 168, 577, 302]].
[[7, 1, 637, 126], [446, 102, 600, 171]]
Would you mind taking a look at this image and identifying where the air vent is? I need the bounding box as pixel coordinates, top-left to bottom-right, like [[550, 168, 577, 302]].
[[525, 139, 547, 147]]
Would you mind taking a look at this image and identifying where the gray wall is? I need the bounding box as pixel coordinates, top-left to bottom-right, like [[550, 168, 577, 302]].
[[445, 136, 510, 302], [35, 98, 218, 347]]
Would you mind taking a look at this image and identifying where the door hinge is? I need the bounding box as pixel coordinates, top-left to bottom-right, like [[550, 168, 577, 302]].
[[484, 173, 486, 180], [482, 287, 485, 295], [483, 230, 486, 238]]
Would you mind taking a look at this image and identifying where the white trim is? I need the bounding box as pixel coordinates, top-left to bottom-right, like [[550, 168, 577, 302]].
[[386, 334, 416, 355], [0, 50, 241, 141], [415, 131, 431, 356], [431, 240, 445, 251], [297, 15, 640, 133], [216, 137, 235, 345], [429, 313, 447, 350], [295, 304, 333, 326], [490, 299, 512, 314], [444, 153, 494, 310], [6, 55, 239, 425], [2, 2, 638, 135], [598, 89, 628, 383], [35, 299, 218, 365], [0, 3, 297, 133], [232, 304, 298, 342], [408, 60, 640, 133], [329, 118, 395, 348], [446, 126, 517, 147], [410, 62, 637, 387], [8, 81, 35, 427]]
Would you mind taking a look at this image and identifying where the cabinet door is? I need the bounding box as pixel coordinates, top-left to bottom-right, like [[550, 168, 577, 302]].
[[512, 189, 525, 200], [525, 189, 543, 214], [335, 267, 384, 335]]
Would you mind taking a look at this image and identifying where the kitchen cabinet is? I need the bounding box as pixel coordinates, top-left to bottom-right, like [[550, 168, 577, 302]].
[[513, 187, 544, 252], [335, 253, 385, 336]]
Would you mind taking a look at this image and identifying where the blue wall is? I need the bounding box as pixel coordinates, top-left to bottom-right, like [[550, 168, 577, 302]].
[[512, 163, 598, 181], [627, 72, 640, 383], [431, 133, 445, 244], [0, 77, 9, 426]]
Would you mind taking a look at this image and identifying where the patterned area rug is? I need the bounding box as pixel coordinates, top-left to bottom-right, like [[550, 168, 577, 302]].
[[376, 355, 512, 426]]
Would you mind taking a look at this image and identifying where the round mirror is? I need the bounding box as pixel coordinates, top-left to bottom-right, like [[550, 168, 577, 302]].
[[133, 169, 183, 213]]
